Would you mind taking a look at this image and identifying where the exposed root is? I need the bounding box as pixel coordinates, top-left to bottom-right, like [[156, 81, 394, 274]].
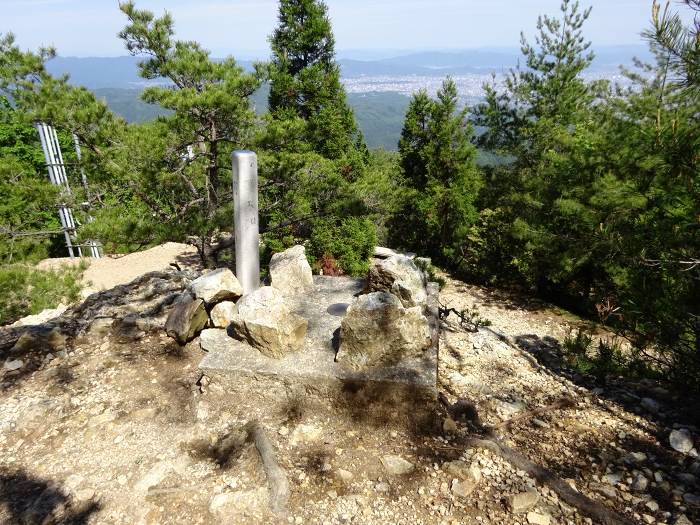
[[244, 420, 289, 518]]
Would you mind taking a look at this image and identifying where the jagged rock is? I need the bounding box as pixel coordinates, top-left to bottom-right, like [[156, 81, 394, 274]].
[[165, 296, 208, 344], [336, 292, 431, 370], [632, 473, 649, 492], [674, 514, 693, 525], [190, 268, 242, 305], [3, 359, 24, 371], [269, 245, 314, 295], [210, 301, 236, 329], [508, 490, 540, 513], [527, 512, 551, 525], [230, 286, 308, 358], [380, 455, 414, 476], [670, 428, 694, 454], [364, 255, 427, 308]]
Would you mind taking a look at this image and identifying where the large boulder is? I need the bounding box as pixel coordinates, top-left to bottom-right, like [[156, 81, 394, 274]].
[[364, 255, 427, 308], [190, 268, 242, 305], [165, 295, 209, 344], [230, 286, 308, 358], [336, 292, 432, 370], [269, 245, 314, 295]]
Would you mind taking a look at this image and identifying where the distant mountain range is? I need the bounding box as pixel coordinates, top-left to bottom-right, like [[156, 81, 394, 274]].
[[46, 46, 652, 89], [46, 47, 653, 151]]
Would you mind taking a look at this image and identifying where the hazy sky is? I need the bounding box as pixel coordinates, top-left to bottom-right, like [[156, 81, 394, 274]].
[[1, 0, 693, 58]]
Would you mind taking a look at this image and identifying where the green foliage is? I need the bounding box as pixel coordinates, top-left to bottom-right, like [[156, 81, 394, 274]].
[[392, 79, 481, 268], [308, 217, 377, 276], [0, 263, 84, 325], [468, 0, 699, 393], [268, 0, 365, 160]]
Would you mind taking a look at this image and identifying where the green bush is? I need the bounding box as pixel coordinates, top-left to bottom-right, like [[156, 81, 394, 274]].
[[0, 263, 85, 325], [308, 217, 377, 276]]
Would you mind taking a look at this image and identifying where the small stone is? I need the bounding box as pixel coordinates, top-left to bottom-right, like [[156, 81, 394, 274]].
[[290, 424, 322, 445], [508, 490, 540, 513], [674, 514, 692, 525], [451, 478, 478, 499], [3, 359, 23, 371], [670, 429, 694, 454], [117, 475, 128, 485], [526, 512, 551, 525], [682, 493, 700, 506], [165, 295, 208, 344], [75, 488, 95, 502], [381, 455, 414, 476], [642, 514, 655, 524], [641, 398, 661, 413], [626, 452, 648, 464], [443, 418, 458, 434], [632, 473, 649, 492], [646, 500, 660, 512], [604, 471, 624, 486], [336, 469, 353, 483], [210, 301, 236, 329], [532, 419, 550, 429]]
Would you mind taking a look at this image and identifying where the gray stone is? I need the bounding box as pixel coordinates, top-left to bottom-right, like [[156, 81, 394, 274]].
[[364, 255, 427, 308], [3, 359, 24, 371], [632, 473, 649, 492], [230, 286, 308, 358], [683, 493, 700, 506], [526, 512, 551, 525], [603, 471, 624, 486], [625, 452, 648, 464], [336, 292, 431, 370], [190, 268, 242, 305], [670, 429, 694, 454], [336, 469, 353, 483], [451, 478, 479, 499], [508, 490, 540, 513], [674, 514, 693, 525], [444, 461, 481, 483], [210, 301, 236, 329], [269, 245, 314, 295], [381, 455, 414, 476], [641, 397, 661, 413], [646, 500, 660, 512], [373, 246, 416, 259], [165, 296, 208, 344]]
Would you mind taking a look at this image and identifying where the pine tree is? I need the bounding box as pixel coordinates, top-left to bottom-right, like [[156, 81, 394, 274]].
[[268, 0, 365, 160], [118, 1, 262, 265]]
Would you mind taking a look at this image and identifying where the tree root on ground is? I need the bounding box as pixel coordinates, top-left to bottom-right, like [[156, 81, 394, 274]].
[[244, 420, 290, 518], [440, 395, 634, 525]]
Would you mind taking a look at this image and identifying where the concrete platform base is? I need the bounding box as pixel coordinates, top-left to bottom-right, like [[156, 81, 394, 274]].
[[198, 276, 438, 421]]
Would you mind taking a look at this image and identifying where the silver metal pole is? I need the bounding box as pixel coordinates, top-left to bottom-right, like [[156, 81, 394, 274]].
[[232, 150, 260, 295]]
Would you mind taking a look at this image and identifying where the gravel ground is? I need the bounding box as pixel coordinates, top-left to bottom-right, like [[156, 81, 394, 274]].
[[0, 268, 698, 525]]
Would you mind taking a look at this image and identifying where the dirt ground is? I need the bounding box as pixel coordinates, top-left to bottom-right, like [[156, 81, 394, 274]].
[[37, 243, 200, 294], [0, 270, 698, 525]]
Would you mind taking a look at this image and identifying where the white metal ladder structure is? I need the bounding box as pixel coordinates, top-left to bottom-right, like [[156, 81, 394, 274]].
[[35, 122, 101, 258]]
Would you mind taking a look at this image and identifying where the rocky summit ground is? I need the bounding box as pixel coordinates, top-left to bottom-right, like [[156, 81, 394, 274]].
[[1, 265, 699, 525]]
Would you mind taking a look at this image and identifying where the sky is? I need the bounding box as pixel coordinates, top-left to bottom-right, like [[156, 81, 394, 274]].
[[1, 0, 694, 58]]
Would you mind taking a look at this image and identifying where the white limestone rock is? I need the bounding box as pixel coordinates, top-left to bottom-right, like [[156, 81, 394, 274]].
[[190, 268, 242, 305], [336, 291, 431, 370], [269, 245, 314, 295], [364, 255, 427, 308], [230, 286, 308, 358], [210, 301, 236, 329]]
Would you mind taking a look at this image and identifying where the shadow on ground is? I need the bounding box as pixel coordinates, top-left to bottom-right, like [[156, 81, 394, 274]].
[[0, 469, 101, 524]]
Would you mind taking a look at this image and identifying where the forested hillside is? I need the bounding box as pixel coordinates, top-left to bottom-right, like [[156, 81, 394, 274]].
[[1, 0, 698, 396]]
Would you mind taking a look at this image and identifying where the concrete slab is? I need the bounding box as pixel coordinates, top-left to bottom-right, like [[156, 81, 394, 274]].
[[198, 276, 438, 419]]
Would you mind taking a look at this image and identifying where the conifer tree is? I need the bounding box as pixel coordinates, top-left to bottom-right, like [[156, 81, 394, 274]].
[[393, 79, 481, 265], [268, 0, 365, 160]]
